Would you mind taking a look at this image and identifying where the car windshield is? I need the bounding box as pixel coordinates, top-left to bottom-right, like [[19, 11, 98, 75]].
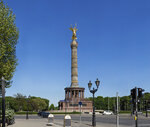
[[105, 111, 111, 112]]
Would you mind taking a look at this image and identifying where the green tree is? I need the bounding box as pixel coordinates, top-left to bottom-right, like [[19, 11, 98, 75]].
[[54, 106, 58, 110], [49, 104, 55, 110], [0, 0, 19, 82], [30, 97, 47, 111], [95, 96, 104, 110], [143, 92, 150, 100], [42, 98, 49, 110], [120, 96, 130, 111], [14, 93, 26, 111]]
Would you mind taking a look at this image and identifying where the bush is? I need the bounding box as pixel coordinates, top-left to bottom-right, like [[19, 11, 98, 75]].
[[50, 112, 81, 114], [119, 110, 131, 114], [6, 109, 15, 120], [15, 111, 37, 115], [0, 109, 15, 125]]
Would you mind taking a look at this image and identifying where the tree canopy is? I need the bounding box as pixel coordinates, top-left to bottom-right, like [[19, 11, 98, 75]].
[[87, 92, 150, 111], [0, 0, 19, 82], [0, 93, 49, 112], [49, 104, 55, 110]]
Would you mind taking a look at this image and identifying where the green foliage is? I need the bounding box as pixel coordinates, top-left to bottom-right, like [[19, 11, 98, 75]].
[[51, 112, 81, 114], [42, 98, 49, 110], [54, 106, 58, 110], [49, 104, 55, 110], [95, 96, 104, 110], [120, 96, 130, 111], [13, 93, 26, 111], [144, 92, 150, 100], [15, 111, 37, 115], [0, 0, 19, 82], [4, 92, 150, 113], [4, 93, 49, 112], [30, 97, 47, 111], [0, 109, 14, 121], [119, 111, 131, 114], [5, 109, 14, 120], [87, 92, 150, 111]]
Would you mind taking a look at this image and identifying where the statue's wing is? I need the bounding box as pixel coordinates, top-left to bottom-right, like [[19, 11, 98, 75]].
[[70, 28, 73, 31]]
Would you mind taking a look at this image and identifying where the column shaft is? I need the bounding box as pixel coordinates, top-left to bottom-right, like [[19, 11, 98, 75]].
[[71, 40, 79, 87]]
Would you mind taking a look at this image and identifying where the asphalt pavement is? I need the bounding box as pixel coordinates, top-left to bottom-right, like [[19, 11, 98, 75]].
[[13, 114, 150, 127]]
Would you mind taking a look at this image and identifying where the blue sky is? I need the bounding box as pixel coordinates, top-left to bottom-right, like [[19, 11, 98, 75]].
[[5, 0, 150, 106]]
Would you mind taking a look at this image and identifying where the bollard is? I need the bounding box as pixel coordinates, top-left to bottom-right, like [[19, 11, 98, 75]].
[[64, 115, 71, 127], [46, 114, 54, 126]]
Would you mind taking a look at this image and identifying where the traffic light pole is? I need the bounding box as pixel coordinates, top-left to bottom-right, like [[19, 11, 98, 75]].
[[146, 100, 148, 117], [131, 103, 133, 116], [135, 87, 138, 127], [131, 87, 145, 127], [116, 92, 119, 127]]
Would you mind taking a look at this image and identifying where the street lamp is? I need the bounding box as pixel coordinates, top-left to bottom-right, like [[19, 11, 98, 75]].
[[88, 78, 100, 127]]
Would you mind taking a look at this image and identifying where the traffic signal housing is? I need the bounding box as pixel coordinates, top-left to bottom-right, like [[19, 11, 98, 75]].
[[138, 88, 144, 98], [131, 88, 136, 100]]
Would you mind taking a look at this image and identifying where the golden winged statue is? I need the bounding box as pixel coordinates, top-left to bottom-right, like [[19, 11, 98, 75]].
[[70, 25, 78, 40]]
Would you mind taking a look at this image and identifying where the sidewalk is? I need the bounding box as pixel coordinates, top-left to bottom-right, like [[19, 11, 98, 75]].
[[9, 119, 134, 127]]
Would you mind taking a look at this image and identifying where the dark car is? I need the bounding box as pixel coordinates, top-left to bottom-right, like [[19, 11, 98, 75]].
[[42, 112, 50, 118], [38, 111, 50, 118], [37, 111, 42, 116]]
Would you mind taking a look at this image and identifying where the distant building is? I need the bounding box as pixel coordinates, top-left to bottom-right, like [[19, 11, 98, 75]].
[[58, 26, 92, 112]]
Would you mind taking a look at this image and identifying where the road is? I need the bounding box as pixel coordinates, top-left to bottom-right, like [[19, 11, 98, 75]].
[[14, 114, 150, 127]]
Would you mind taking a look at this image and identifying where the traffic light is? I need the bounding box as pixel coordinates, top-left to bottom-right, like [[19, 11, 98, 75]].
[[131, 88, 136, 100], [138, 88, 144, 98]]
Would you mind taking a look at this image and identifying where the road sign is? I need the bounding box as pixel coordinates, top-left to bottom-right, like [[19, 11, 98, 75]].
[[78, 102, 82, 106]]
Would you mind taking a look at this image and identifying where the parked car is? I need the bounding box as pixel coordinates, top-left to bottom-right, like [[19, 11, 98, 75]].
[[103, 110, 113, 115], [37, 111, 42, 116], [38, 111, 50, 118], [42, 112, 50, 118]]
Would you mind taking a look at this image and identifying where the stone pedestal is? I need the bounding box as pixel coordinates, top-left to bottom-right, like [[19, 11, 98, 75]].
[[59, 87, 92, 112]]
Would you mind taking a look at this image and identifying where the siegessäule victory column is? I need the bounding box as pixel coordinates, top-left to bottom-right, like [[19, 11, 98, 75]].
[[70, 25, 79, 87], [58, 25, 92, 112]]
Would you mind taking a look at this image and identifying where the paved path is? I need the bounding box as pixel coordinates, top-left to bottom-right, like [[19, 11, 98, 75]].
[[9, 114, 150, 127], [8, 118, 134, 127], [14, 114, 150, 127]]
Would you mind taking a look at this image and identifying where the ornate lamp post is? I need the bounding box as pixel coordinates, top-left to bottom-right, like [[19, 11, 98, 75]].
[[88, 78, 100, 127]]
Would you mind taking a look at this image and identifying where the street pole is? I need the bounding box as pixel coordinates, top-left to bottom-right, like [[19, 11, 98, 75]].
[[79, 97, 81, 125], [92, 90, 96, 127], [65, 98, 66, 115], [146, 100, 148, 117], [26, 97, 29, 119], [108, 97, 109, 111], [80, 104, 81, 125], [2, 77, 5, 127], [116, 92, 119, 127], [135, 87, 138, 127], [131, 102, 133, 116], [140, 99, 141, 111]]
